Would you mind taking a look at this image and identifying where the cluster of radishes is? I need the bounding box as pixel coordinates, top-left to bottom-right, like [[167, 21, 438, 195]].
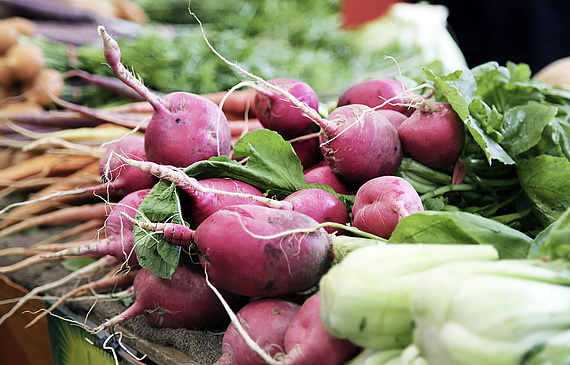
[[28, 26, 467, 365]]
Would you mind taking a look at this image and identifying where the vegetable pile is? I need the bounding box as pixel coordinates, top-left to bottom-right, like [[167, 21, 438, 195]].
[[2, 2, 570, 365]]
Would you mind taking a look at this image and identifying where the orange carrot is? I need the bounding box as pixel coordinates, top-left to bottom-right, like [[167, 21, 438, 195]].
[[0, 202, 109, 239], [0, 153, 97, 184], [0, 161, 102, 229]]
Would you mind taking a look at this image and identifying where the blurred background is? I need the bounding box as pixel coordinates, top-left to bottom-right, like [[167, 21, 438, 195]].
[[0, 0, 569, 106]]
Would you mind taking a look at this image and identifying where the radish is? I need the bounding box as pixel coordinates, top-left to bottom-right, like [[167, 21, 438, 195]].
[[282, 293, 360, 365], [94, 258, 244, 332], [180, 177, 268, 227], [289, 131, 323, 170], [98, 26, 232, 168], [397, 102, 465, 169], [376, 109, 409, 129], [214, 298, 301, 365], [253, 78, 319, 139], [283, 188, 349, 234], [128, 203, 334, 297], [351, 176, 424, 239], [303, 164, 357, 195], [43, 188, 152, 267], [194, 204, 333, 297], [319, 104, 402, 185], [337, 78, 415, 116], [98, 135, 158, 195]]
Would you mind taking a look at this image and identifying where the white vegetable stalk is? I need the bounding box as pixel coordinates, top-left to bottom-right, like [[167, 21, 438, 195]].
[[357, 3, 467, 74], [318, 244, 499, 350], [410, 260, 570, 365]]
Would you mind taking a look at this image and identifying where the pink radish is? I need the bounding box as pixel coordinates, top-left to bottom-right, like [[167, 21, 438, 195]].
[[195, 204, 333, 297], [289, 131, 323, 170], [180, 177, 269, 227], [98, 26, 231, 168], [319, 104, 402, 185], [43, 188, 152, 267], [283, 188, 349, 234], [214, 298, 301, 365], [122, 203, 334, 298], [282, 293, 360, 365], [397, 102, 465, 169], [376, 109, 409, 129], [94, 258, 244, 332], [98, 135, 158, 195], [303, 164, 357, 195], [253, 78, 319, 139], [337, 78, 415, 116], [351, 176, 424, 239]]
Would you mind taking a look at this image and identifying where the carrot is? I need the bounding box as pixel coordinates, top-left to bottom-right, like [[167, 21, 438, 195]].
[[100, 101, 153, 114], [100, 90, 257, 119], [0, 240, 83, 258], [0, 161, 101, 229], [32, 219, 105, 247], [0, 202, 109, 239], [0, 153, 97, 185], [201, 89, 257, 116], [0, 254, 64, 274], [229, 119, 264, 137]]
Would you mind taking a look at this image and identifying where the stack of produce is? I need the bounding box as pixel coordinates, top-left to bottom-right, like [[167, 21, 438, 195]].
[[1, 2, 570, 365]]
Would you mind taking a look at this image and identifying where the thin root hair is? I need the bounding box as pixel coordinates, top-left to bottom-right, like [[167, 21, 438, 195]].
[[202, 265, 282, 365]]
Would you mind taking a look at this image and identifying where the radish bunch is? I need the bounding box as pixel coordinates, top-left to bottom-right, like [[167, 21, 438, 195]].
[[2, 20, 473, 365]]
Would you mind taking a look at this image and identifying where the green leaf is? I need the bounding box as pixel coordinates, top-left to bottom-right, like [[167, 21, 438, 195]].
[[184, 129, 355, 207], [501, 104, 558, 157], [529, 207, 570, 260], [468, 98, 504, 143], [423, 67, 515, 165], [232, 129, 306, 194], [388, 210, 532, 259], [517, 155, 570, 227], [133, 180, 182, 279]]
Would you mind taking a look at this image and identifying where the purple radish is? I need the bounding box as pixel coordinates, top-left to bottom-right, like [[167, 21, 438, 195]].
[[215, 298, 301, 365], [319, 104, 402, 185], [376, 109, 409, 129], [289, 132, 323, 170], [282, 293, 360, 365], [351, 176, 424, 239], [94, 258, 244, 332], [337, 78, 415, 116], [99, 135, 158, 195], [44, 188, 152, 267], [303, 164, 357, 195], [194, 204, 333, 297], [283, 188, 349, 234], [181, 177, 269, 227], [253, 78, 319, 139], [98, 26, 231, 168], [397, 102, 465, 169]]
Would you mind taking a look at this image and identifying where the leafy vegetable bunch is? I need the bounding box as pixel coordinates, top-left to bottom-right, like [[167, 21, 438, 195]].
[[399, 62, 570, 235]]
